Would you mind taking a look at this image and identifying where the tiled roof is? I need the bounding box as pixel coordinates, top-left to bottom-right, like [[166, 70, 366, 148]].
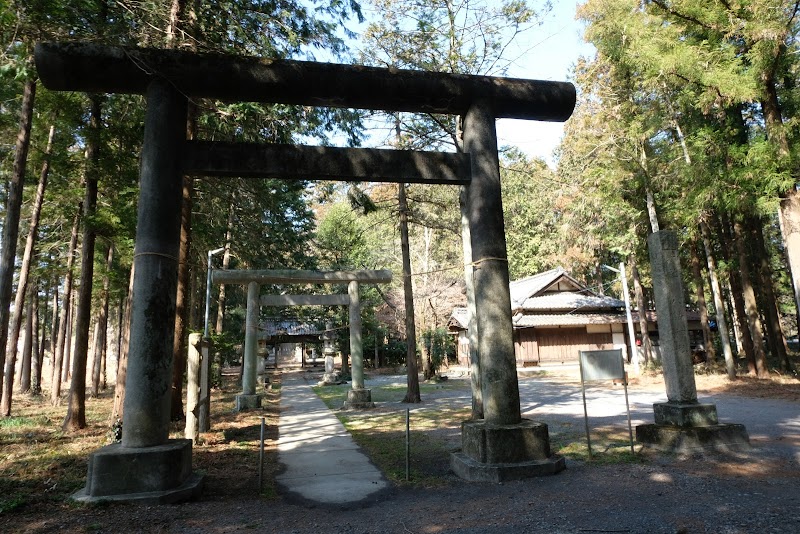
[[519, 292, 624, 311], [259, 319, 322, 337], [513, 313, 628, 328]]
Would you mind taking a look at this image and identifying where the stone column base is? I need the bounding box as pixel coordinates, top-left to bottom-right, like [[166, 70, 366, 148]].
[[343, 388, 374, 409], [235, 393, 262, 411], [318, 372, 342, 386], [72, 439, 204, 504], [636, 423, 750, 453], [637, 401, 750, 453], [451, 419, 565, 482]]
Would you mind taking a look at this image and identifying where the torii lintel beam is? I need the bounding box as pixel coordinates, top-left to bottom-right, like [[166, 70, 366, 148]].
[[34, 42, 576, 121], [260, 294, 350, 307], [183, 141, 470, 184], [212, 269, 392, 285]]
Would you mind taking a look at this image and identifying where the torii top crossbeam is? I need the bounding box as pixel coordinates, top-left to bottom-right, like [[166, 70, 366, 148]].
[[212, 269, 392, 285], [34, 42, 575, 122]]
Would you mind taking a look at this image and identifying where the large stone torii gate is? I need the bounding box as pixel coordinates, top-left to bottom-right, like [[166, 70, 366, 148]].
[[211, 269, 392, 411], [35, 41, 575, 502]]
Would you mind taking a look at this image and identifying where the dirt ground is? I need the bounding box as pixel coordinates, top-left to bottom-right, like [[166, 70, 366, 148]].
[[2, 367, 799, 534]]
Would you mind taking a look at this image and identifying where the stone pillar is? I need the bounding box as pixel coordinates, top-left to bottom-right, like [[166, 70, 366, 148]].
[[74, 79, 203, 503], [122, 79, 187, 448], [460, 186, 482, 419], [185, 333, 201, 442], [451, 100, 563, 482], [344, 281, 373, 408], [236, 281, 261, 410], [636, 231, 749, 452], [463, 100, 519, 425], [349, 281, 364, 389]]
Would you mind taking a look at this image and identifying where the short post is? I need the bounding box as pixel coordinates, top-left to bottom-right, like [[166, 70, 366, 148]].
[[259, 416, 265, 493], [405, 408, 411, 481], [185, 333, 202, 442]]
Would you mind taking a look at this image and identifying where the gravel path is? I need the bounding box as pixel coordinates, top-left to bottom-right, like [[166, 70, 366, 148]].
[[8, 370, 800, 534]]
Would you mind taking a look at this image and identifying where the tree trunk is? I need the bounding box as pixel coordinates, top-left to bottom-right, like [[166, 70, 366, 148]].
[[733, 219, 769, 378], [63, 95, 102, 432], [91, 244, 113, 397], [0, 78, 35, 406], [168, 0, 198, 422], [689, 240, 716, 362], [19, 285, 35, 394], [112, 265, 134, 420], [718, 216, 754, 363], [2, 120, 53, 413], [399, 183, 421, 403], [51, 209, 80, 404], [778, 190, 800, 331], [62, 294, 74, 384], [31, 288, 41, 395], [631, 261, 653, 365], [215, 198, 236, 334], [700, 221, 736, 379], [170, 175, 192, 421], [752, 218, 792, 372]]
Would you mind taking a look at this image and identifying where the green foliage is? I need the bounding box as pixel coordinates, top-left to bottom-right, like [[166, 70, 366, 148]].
[[420, 326, 454, 374]]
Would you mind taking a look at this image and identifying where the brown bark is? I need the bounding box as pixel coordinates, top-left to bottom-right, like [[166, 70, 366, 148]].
[[90, 244, 113, 397], [51, 209, 80, 404], [700, 220, 736, 378], [170, 175, 192, 421], [751, 218, 792, 372], [717, 216, 755, 364], [733, 219, 769, 378], [0, 78, 35, 407], [168, 0, 197, 420], [689, 240, 716, 362], [63, 95, 102, 432], [399, 183, 421, 403], [19, 284, 35, 394], [215, 199, 236, 335], [1, 121, 53, 413], [631, 262, 653, 365], [112, 265, 134, 420]]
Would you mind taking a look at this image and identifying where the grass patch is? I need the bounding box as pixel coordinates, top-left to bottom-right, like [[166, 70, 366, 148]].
[[312, 380, 472, 487]]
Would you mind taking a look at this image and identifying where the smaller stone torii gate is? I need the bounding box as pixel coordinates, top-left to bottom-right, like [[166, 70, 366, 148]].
[[35, 41, 575, 502], [211, 269, 392, 410]]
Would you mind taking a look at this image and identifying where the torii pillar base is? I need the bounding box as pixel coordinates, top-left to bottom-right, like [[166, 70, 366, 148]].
[[342, 387, 374, 410], [72, 439, 204, 504], [636, 402, 750, 453], [235, 394, 262, 411], [450, 419, 565, 483]]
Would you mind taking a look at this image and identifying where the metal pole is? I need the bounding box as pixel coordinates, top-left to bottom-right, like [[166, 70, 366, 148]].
[[623, 372, 635, 454], [405, 408, 410, 481], [259, 416, 265, 493], [579, 354, 592, 459], [619, 262, 639, 376]]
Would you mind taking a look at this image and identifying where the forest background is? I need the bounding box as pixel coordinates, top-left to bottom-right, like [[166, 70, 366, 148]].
[[0, 0, 799, 429]]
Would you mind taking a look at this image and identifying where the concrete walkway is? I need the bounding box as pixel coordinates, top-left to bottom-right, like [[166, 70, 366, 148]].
[[275, 375, 390, 506]]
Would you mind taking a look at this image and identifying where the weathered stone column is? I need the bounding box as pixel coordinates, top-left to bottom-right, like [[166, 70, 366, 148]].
[[463, 100, 519, 425], [74, 79, 203, 503], [123, 80, 186, 447], [459, 186, 482, 420], [349, 281, 364, 389], [236, 281, 261, 410], [344, 281, 373, 409], [637, 231, 749, 452], [451, 100, 563, 481]]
